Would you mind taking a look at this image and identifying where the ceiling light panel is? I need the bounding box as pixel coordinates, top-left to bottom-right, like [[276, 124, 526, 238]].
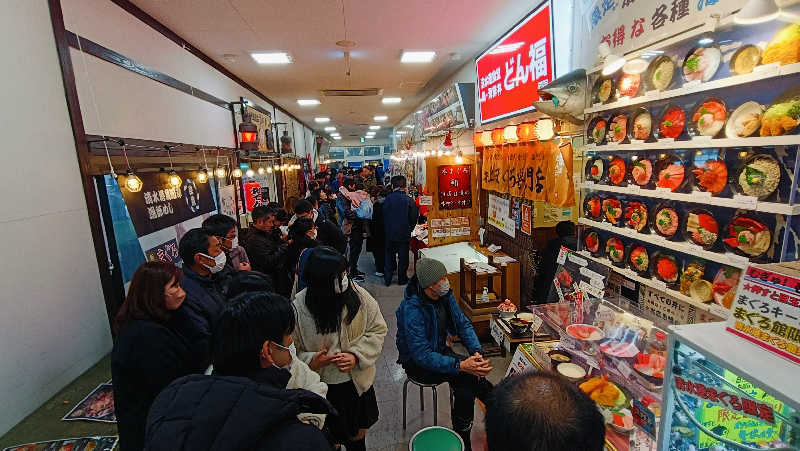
[[382, 97, 402, 104], [297, 99, 320, 106], [374, 115, 388, 121], [251, 52, 292, 64], [324, 126, 336, 131], [401, 51, 436, 63], [369, 125, 381, 130], [314, 117, 330, 123]]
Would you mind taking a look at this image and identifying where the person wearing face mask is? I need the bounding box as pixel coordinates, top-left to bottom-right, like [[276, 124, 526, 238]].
[[202, 214, 251, 272], [178, 228, 228, 358], [111, 262, 209, 451], [285, 217, 320, 297], [292, 246, 388, 451], [396, 257, 494, 449], [293, 198, 347, 255], [246, 206, 291, 296], [144, 292, 334, 451]]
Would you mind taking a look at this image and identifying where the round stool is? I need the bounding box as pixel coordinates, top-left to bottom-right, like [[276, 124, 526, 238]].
[[402, 377, 454, 429], [409, 426, 464, 451]]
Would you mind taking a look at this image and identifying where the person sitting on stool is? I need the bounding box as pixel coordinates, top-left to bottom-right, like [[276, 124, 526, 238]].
[[395, 257, 493, 448]]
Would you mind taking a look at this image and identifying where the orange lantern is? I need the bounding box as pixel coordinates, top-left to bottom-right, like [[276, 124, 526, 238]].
[[491, 128, 505, 145], [473, 131, 483, 147], [517, 122, 536, 142]]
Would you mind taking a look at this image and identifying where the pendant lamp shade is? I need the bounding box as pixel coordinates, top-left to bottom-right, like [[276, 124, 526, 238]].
[[517, 122, 536, 142], [503, 125, 518, 143], [473, 131, 483, 147], [734, 0, 780, 24], [491, 128, 505, 145]]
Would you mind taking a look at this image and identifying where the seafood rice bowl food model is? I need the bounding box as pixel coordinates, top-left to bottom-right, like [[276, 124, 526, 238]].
[[608, 114, 628, 143], [659, 105, 685, 139], [651, 252, 680, 285], [605, 237, 625, 264], [654, 154, 685, 191], [712, 267, 742, 308], [630, 109, 652, 141], [682, 46, 722, 82], [653, 204, 680, 238], [584, 230, 601, 254], [691, 98, 727, 137], [585, 196, 603, 220], [737, 154, 781, 199], [591, 118, 607, 144], [630, 158, 653, 186], [594, 76, 615, 104], [602, 197, 623, 225], [629, 245, 649, 275], [761, 87, 800, 136], [692, 158, 728, 195], [723, 215, 772, 258], [608, 157, 626, 185], [686, 210, 719, 248], [585, 157, 605, 182], [624, 201, 648, 232]]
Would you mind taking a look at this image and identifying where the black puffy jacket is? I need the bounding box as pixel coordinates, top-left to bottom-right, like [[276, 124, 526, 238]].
[[144, 373, 333, 451], [245, 227, 291, 296]]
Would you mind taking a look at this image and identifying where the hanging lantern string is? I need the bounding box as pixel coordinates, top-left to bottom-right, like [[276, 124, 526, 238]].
[[75, 34, 116, 177], [122, 144, 132, 170], [201, 148, 208, 169], [165, 145, 175, 170]]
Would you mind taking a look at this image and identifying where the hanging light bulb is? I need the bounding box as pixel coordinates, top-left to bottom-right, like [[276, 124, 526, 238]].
[[231, 167, 243, 178], [257, 167, 265, 175], [273, 163, 281, 171], [282, 164, 289, 170], [168, 170, 182, 188], [437, 150, 443, 157], [196, 169, 209, 184], [245, 168, 255, 178], [456, 151, 464, 164], [120, 169, 143, 192], [266, 166, 273, 173], [215, 167, 227, 178]]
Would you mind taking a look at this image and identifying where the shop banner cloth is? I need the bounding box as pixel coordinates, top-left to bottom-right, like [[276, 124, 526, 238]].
[[120, 171, 215, 238]]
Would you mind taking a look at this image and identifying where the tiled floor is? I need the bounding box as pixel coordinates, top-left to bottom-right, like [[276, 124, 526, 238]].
[[0, 250, 511, 451], [357, 254, 511, 451]]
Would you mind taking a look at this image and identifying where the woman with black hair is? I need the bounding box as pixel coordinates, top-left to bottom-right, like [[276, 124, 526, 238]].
[[144, 292, 333, 450], [111, 261, 208, 451], [285, 217, 319, 295], [292, 246, 388, 451]]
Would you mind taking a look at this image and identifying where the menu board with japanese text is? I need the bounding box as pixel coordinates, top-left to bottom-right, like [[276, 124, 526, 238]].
[[438, 165, 472, 210]]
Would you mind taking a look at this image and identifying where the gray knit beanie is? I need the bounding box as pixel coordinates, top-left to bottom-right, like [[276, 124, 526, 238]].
[[416, 258, 447, 288]]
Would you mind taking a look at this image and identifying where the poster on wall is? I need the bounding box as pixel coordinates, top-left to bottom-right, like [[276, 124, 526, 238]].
[[438, 165, 472, 210], [488, 193, 515, 238], [578, 0, 738, 69], [219, 184, 237, 219], [244, 181, 263, 211], [521, 203, 532, 235], [119, 171, 215, 238], [476, 0, 554, 124], [244, 105, 273, 152]]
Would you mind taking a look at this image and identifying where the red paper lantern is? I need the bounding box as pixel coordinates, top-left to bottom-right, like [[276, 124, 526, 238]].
[[517, 122, 536, 142], [491, 128, 505, 146], [473, 131, 483, 147], [238, 120, 258, 151]]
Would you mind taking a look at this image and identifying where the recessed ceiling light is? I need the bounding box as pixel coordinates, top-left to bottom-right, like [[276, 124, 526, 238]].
[[250, 52, 292, 64], [382, 97, 402, 104], [374, 115, 388, 121], [697, 37, 714, 45], [416, 110, 422, 114], [297, 99, 320, 106], [324, 126, 336, 131], [366, 132, 376, 136], [364, 136, 374, 139], [369, 125, 381, 130], [314, 117, 330, 123], [401, 51, 436, 63], [333, 136, 341, 140]]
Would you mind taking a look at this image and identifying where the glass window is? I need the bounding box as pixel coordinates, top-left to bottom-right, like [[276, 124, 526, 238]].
[[347, 147, 362, 157]]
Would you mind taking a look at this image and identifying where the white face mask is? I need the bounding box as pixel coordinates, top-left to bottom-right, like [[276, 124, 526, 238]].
[[229, 236, 239, 249], [200, 251, 227, 274], [271, 341, 295, 371], [312, 209, 319, 222], [433, 279, 451, 298], [334, 273, 349, 294]]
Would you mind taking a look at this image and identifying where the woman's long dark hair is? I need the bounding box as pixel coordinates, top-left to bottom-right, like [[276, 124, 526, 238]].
[[286, 217, 319, 274], [302, 246, 361, 334], [114, 261, 182, 333]]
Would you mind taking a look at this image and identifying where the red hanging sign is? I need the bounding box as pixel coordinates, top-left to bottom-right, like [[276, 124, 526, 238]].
[[476, 1, 555, 124]]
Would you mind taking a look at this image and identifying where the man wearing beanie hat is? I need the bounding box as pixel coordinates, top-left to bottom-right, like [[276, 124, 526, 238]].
[[395, 258, 493, 448]]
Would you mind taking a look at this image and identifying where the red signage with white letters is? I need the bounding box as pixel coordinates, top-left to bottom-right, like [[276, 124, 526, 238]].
[[476, 1, 555, 124]]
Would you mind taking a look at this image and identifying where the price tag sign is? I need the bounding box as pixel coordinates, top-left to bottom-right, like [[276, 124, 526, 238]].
[[732, 194, 758, 209], [584, 180, 595, 187], [490, 319, 505, 349], [556, 247, 569, 265], [632, 398, 657, 438], [530, 314, 544, 333], [504, 346, 537, 378], [617, 360, 633, 379], [419, 195, 433, 206]]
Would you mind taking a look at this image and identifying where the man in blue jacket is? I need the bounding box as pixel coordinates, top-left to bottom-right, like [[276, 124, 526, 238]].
[[396, 258, 493, 448], [382, 176, 418, 286]]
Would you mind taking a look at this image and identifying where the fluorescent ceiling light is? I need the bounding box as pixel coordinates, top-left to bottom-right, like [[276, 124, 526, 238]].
[[369, 125, 381, 130], [324, 126, 336, 131], [382, 97, 402, 104], [401, 51, 436, 63], [734, 0, 780, 24], [396, 130, 407, 135], [364, 136, 374, 139], [698, 37, 714, 45], [488, 42, 524, 55], [297, 99, 320, 106], [366, 132, 376, 137], [416, 110, 422, 114], [374, 115, 388, 121], [251, 52, 292, 64], [330, 132, 340, 136], [333, 136, 341, 140], [314, 117, 330, 123]]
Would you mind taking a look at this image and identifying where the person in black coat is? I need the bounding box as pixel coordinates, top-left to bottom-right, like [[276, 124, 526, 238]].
[[367, 185, 387, 277], [144, 292, 334, 451], [382, 176, 419, 286], [111, 261, 209, 451], [285, 217, 320, 292], [245, 206, 292, 296], [533, 221, 577, 304], [295, 198, 347, 255]]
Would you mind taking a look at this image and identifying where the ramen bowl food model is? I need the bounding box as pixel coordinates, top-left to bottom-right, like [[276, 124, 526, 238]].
[[645, 55, 676, 91]]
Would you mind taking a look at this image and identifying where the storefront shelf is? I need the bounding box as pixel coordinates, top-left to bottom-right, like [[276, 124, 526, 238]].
[[669, 322, 800, 411], [583, 134, 800, 152], [577, 250, 730, 319], [584, 62, 800, 115], [579, 182, 800, 216], [578, 217, 750, 269]]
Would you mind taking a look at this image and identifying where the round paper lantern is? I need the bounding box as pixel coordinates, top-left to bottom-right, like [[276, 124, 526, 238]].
[[480, 130, 494, 146], [535, 119, 555, 141], [491, 128, 505, 145], [517, 122, 536, 142], [473, 131, 483, 147], [503, 125, 518, 143]]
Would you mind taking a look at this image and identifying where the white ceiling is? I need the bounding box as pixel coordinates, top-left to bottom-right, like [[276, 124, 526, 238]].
[[130, 0, 537, 140]]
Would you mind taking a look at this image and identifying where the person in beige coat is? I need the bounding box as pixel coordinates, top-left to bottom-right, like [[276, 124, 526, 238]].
[[292, 246, 388, 451]]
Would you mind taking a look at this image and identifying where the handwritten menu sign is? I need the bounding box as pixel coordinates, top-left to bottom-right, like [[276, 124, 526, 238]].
[[438, 165, 472, 210], [726, 264, 800, 365]]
